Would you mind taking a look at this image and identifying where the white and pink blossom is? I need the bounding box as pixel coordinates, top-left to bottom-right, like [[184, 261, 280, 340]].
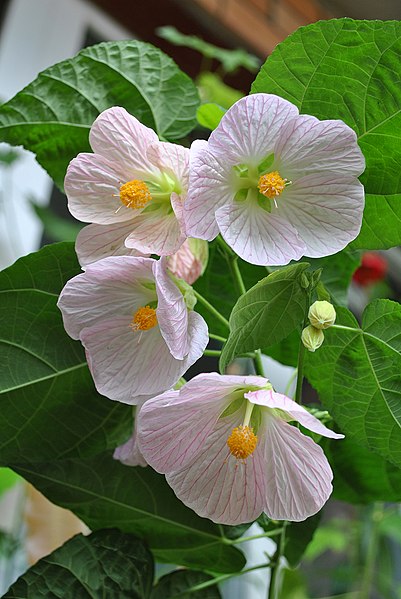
[[184, 93, 365, 266], [57, 256, 208, 404], [65, 107, 188, 265], [136, 373, 343, 524]]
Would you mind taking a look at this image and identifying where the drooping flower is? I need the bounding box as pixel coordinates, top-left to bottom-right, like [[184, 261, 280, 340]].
[[167, 238, 209, 285], [136, 373, 343, 524], [184, 93, 365, 266], [57, 256, 208, 404], [65, 107, 188, 265]]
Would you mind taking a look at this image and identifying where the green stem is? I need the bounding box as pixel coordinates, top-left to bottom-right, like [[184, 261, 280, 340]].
[[193, 289, 230, 331], [285, 368, 298, 397], [294, 342, 305, 404], [209, 332, 227, 343], [203, 349, 221, 357], [217, 236, 247, 296], [359, 502, 384, 599], [179, 562, 273, 596], [268, 522, 287, 599], [254, 349, 265, 377], [228, 528, 284, 545]]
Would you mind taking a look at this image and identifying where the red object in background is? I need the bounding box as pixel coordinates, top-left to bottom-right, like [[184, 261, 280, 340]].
[[353, 252, 388, 286]]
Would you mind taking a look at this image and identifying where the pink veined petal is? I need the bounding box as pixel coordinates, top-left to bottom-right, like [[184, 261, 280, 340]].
[[154, 257, 189, 360], [147, 141, 189, 191], [184, 146, 232, 241], [124, 203, 185, 255], [215, 199, 306, 266], [177, 373, 270, 406], [259, 416, 334, 521], [57, 256, 155, 340], [165, 409, 266, 525], [65, 153, 140, 224], [245, 390, 344, 439], [113, 399, 150, 467], [89, 107, 159, 179], [76, 222, 148, 267], [208, 93, 299, 164], [168, 239, 202, 285], [274, 115, 366, 179], [276, 173, 365, 257]]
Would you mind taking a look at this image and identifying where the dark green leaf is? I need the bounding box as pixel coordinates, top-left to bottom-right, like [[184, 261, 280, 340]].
[[258, 514, 320, 567], [11, 453, 245, 574], [4, 529, 154, 599], [220, 263, 310, 371], [305, 299, 401, 467], [0, 242, 131, 462], [197, 103, 225, 130], [252, 19, 401, 250], [0, 41, 199, 188], [152, 570, 221, 599]]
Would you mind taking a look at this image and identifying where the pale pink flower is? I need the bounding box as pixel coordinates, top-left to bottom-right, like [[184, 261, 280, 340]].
[[184, 93, 365, 266], [137, 373, 343, 524], [167, 238, 209, 285], [65, 107, 188, 264], [57, 256, 208, 404]]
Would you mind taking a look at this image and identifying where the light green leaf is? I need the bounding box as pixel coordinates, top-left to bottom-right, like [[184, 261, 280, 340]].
[[4, 529, 154, 599], [197, 103, 226, 130], [252, 19, 401, 250], [305, 299, 401, 466], [0, 242, 131, 462], [220, 263, 310, 371], [152, 570, 221, 598], [0, 468, 20, 496], [11, 453, 245, 574], [0, 41, 199, 189]]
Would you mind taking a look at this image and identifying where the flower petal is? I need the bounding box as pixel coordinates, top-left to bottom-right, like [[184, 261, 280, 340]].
[[76, 222, 148, 267], [208, 93, 299, 164], [215, 200, 305, 266], [260, 416, 334, 521], [113, 398, 150, 467], [89, 107, 158, 178], [147, 141, 189, 190], [124, 203, 185, 255], [245, 390, 344, 439], [276, 173, 365, 257], [57, 256, 155, 340]]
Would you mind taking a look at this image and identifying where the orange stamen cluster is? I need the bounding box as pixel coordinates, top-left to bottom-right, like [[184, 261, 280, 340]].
[[119, 179, 152, 209], [227, 425, 258, 460], [258, 171, 286, 199], [130, 306, 157, 331]]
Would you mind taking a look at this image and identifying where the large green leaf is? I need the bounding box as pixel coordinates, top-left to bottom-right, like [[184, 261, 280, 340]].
[[4, 529, 154, 599], [152, 570, 221, 598], [11, 453, 245, 574], [0, 41, 199, 188], [305, 299, 401, 467], [219, 263, 310, 371], [0, 242, 130, 462], [252, 19, 401, 250]]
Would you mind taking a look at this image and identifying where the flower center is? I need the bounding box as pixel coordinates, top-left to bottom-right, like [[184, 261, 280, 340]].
[[119, 180, 152, 209], [227, 425, 258, 460], [129, 306, 157, 331], [258, 171, 286, 199]]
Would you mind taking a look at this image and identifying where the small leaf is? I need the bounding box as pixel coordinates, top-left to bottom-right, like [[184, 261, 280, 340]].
[[4, 529, 154, 599], [220, 263, 310, 371], [152, 570, 221, 599], [197, 103, 225, 130]]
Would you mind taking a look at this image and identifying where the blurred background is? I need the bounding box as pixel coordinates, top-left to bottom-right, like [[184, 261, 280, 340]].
[[1, 0, 401, 597]]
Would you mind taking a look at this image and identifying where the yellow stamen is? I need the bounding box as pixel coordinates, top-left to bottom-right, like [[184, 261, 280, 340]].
[[258, 171, 286, 199], [129, 306, 157, 331], [119, 179, 152, 209], [227, 425, 258, 460]]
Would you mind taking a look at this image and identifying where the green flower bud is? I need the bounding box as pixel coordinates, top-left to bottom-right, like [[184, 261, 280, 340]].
[[308, 300, 336, 330], [301, 325, 325, 352]]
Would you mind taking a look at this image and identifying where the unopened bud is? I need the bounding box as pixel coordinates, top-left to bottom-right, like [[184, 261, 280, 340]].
[[308, 300, 336, 330], [301, 325, 324, 352], [168, 238, 209, 285]]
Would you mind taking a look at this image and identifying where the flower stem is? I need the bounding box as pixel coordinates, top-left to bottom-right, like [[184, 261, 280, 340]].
[[228, 528, 284, 545], [254, 349, 265, 377], [359, 502, 384, 599], [267, 522, 287, 599], [180, 562, 273, 595], [217, 236, 247, 296], [209, 332, 227, 343], [203, 349, 221, 357], [294, 342, 306, 404], [193, 289, 230, 331]]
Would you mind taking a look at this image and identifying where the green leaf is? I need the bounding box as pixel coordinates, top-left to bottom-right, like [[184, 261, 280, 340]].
[[308, 250, 360, 306], [4, 529, 154, 599], [251, 19, 401, 250], [0, 41, 199, 189], [0, 242, 131, 462], [197, 103, 225, 130], [305, 299, 401, 467], [284, 514, 321, 567], [196, 72, 243, 109], [220, 263, 310, 371], [11, 453, 245, 574], [0, 468, 20, 496], [31, 203, 83, 242], [152, 570, 221, 598]]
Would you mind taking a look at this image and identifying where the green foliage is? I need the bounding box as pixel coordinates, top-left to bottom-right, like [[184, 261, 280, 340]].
[[4, 529, 154, 599], [31, 203, 83, 242], [11, 453, 245, 573], [252, 19, 401, 250], [220, 263, 310, 371], [305, 300, 401, 467], [0, 242, 131, 462], [0, 41, 199, 189], [197, 72, 243, 109], [197, 103, 225, 131], [152, 570, 221, 598], [0, 468, 20, 496]]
